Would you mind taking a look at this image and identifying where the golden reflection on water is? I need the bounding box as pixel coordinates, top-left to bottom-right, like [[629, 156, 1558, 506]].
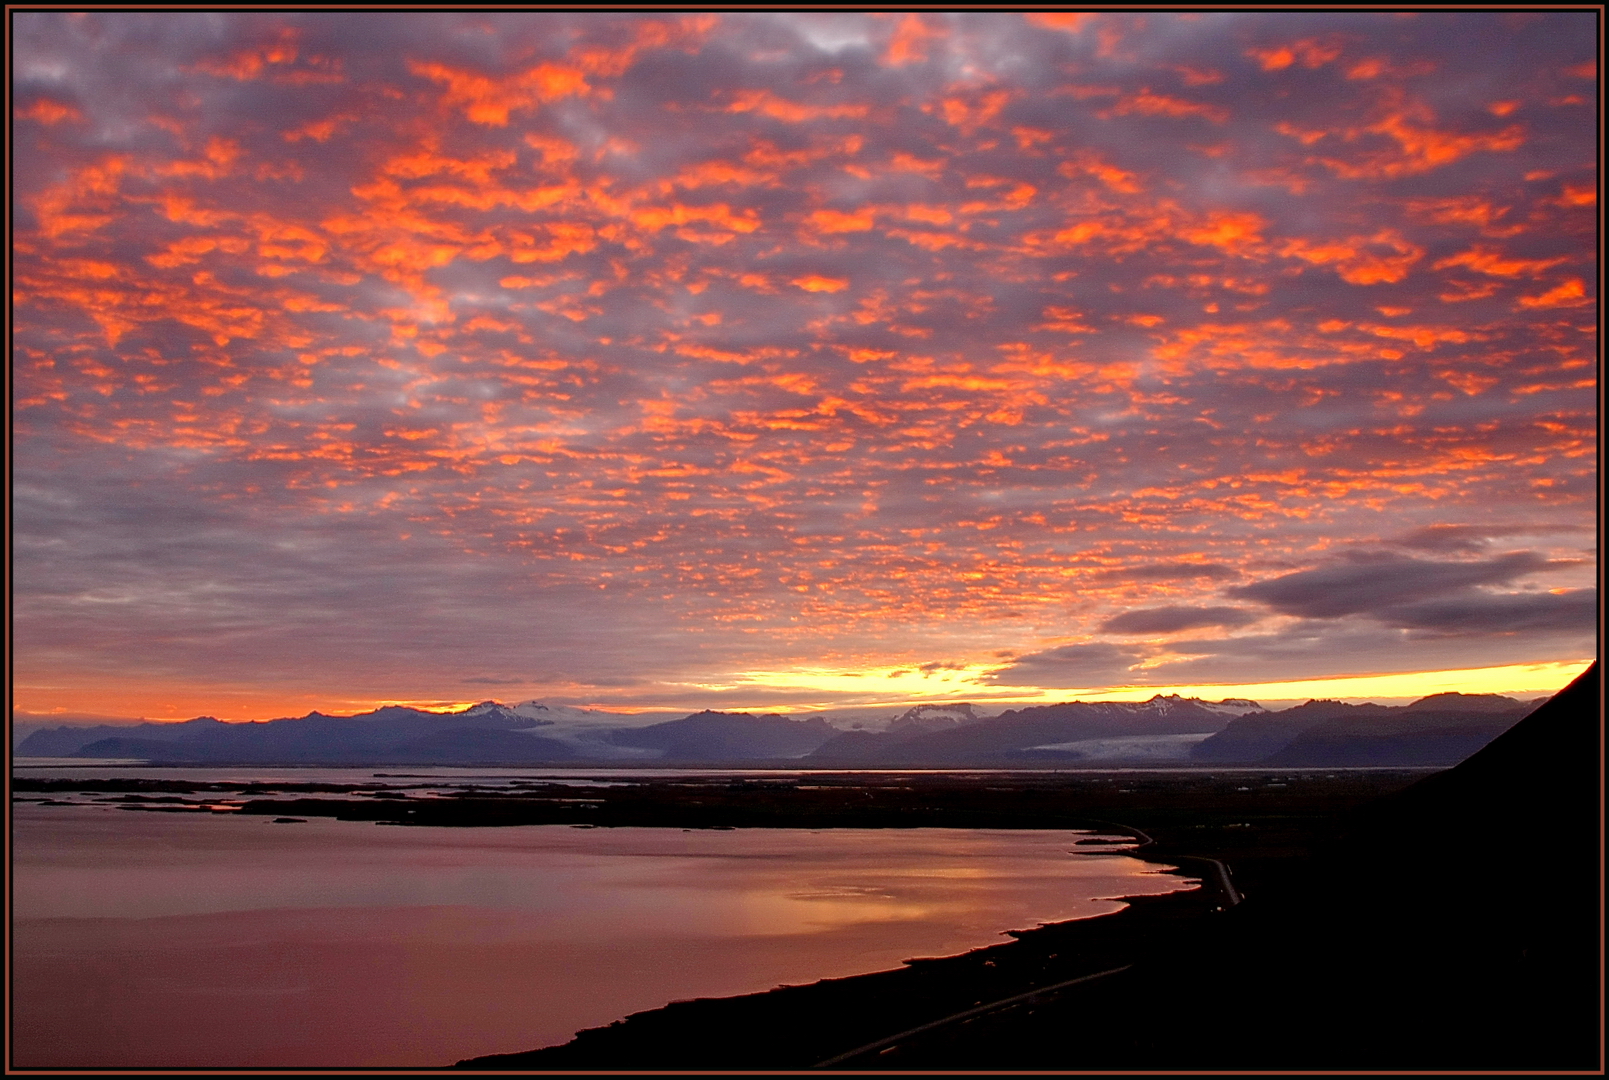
[[11, 805, 1191, 1067]]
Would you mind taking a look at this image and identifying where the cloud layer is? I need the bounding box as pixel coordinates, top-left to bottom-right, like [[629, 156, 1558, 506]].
[[12, 12, 1596, 716]]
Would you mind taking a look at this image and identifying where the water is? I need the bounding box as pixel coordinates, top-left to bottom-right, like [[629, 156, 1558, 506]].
[[11, 789, 1192, 1068]]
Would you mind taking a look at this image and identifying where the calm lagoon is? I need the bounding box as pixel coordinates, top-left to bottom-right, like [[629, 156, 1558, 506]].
[[12, 797, 1192, 1067]]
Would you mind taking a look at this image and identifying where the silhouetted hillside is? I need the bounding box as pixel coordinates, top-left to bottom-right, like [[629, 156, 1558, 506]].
[[607, 711, 839, 760], [68, 737, 208, 761], [1190, 698, 1382, 761], [464, 666, 1600, 1071], [387, 727, 581, 763], [20, 703, 567, 765], [874, 663, 1602, 1070], [1193, 693, 1531, 765], [18, 717, 229, 757]]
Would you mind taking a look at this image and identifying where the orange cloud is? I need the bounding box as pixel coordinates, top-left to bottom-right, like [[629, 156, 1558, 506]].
[[1405, 197, 1523, 237], [792, 275, 849, 293], [12, 12, 1594, 715], [570, 15, 715, 77], [1517, 279, 1590, 308], [1180, 212, 1266, 256], [1059, 155, 1143, 194], [283, 113, 359, 143], [1317, 99, 1525, 180], [934, 89, 1015, 134], [1107, 89, 1228, 124], [1432, 246, 1568, 279], [1282, 230, 1423, 284], [883, 14, 943, 66], [15, 99, 81, 125], [408, 60, 591, 126], [1246, 39, 1343, 72], [724, 89, 868, 123], [632, 203, 759, 234], [806, 208, 875, 233], [1026, 13, 1096, 33], [1554, 184, 1595, 207]]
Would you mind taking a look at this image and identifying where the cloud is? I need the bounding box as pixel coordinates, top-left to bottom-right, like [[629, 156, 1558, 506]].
[[1394, 523, 1589, 553], [1228, 552, 1564, 619], [1395, 524, 1526, 553], [8, 11, 1596, 715], [1100, 606, 1257, 634], [1135, 617, 1594, 687], [1382, 588, 1597, 634], [983, 643, 1148, 687], [1092, 562, 1240, 583], [12, 710, 145, 726]]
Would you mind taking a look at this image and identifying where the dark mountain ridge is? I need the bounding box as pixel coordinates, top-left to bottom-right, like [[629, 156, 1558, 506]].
[[808, 695, 1256, 766], [16, 690, 1547, 769], [18, 702, 561, 765], [606, 710, 840, 760], [1193, 694, 1532, 765]]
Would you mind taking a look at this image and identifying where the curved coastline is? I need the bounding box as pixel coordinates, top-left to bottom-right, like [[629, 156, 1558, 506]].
[[13, 766, 1433, 1070], [457, 842, 1222, 1071]]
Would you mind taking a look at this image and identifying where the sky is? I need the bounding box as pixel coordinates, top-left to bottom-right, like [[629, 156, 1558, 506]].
[[11, 11, 1598, 722]]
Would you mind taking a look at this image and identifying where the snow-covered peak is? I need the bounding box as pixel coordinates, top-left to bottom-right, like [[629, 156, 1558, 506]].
[[1136, 694, 1263, 716], [1198, 698, 1266, 716], [506, 701, 666, 728], [889, 703, 984, 734]]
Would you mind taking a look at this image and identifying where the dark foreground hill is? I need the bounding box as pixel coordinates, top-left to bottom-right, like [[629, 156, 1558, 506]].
[[856, 661, 1605, 1070], [461, 663, 1601, 1071], [1190, 694, 1533, 765]]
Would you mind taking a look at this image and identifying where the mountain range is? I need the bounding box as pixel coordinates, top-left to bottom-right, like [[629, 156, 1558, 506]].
[[14, 690, 1541, 768]]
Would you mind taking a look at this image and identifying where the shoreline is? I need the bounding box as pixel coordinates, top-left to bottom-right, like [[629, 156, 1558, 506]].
[[14, 768, 1426, 1069], [458, 871, 1227, 1070]]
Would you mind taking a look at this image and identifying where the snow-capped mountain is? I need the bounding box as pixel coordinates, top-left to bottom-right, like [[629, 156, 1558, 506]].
[[12, 691, 1531, 768]]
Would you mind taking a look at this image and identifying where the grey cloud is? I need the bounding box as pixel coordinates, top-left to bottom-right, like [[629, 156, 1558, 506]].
[[12, 710, 145, 726], [1100, 606, 1257, 635], [1229, 552, 1560, 619], [1382, 589, 1598, 635], [1141, 619, 1594, 687], [1397, 525, 1507, 553], [983, 643, 1148, 688], [1394, 524, 1584, 554], [10, 464, 714, 694], [1001, 586, 1596, 690]]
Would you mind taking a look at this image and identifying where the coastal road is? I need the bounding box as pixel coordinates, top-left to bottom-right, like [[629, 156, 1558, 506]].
[[1092, 821, 1242, 909], [814, 824, 1241, 1068], [813, 965, 1134, 1069], [1189, 855, 1242, 907]]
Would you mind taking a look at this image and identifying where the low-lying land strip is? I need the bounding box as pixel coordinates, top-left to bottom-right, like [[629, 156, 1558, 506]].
[[13, 768, 1427, 1069], [12, 769, 1423, 902]]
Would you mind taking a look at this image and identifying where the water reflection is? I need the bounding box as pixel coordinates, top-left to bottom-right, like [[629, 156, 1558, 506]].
[[12, 803, 1191, 1068]]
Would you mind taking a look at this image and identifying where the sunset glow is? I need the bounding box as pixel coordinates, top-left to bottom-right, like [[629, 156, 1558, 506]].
[[12, 12, 1596, 722]]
